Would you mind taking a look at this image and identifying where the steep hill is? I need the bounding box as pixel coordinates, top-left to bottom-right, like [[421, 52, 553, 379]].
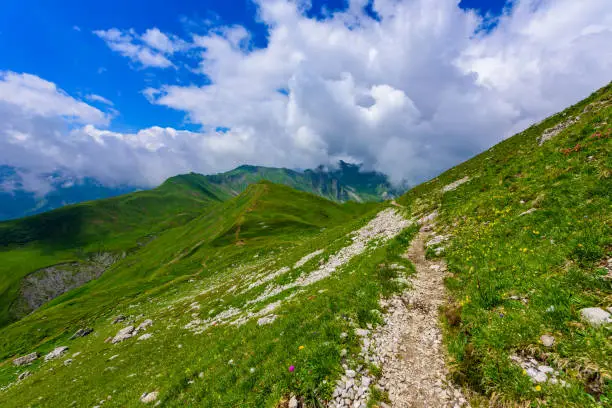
[[0, 175, 232, 327], [397, 83, 611, 405], [0, 84, 609, 408]]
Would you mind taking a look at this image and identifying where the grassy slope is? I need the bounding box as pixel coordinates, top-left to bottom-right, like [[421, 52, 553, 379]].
[[0, 175, 232, 328], [398, 84, 611, 405], [0, 182, 411, 408]]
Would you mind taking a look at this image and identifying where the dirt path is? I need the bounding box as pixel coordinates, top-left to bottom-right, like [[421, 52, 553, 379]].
[[372, 231, 468, 408]]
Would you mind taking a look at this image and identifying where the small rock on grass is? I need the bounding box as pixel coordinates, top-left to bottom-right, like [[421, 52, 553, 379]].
[[580, 307, 612, 327], [112, 315, 126, 324], [138, 333, 152, 341], [540, 334, 555, 347], [140, 391, 158, 403], [44, 347, 68, 361], [13, 352, 38, 366], [70, 328, 93, 340], [288, 395, 298, 408], [18, 371, 31, 380]]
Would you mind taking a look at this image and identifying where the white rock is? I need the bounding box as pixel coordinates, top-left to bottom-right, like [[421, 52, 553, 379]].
[[540, 334, 555, 347], [257, 315, 277, 326], [138, 333, 152, 341], [13, 352, 38, 366], [136, 319, 153, 331], [140, 391, 158, 403], [45, 346, 68, 361], [112, 326, 135, 344], [580, 307, 612, 326], [288, 395, 298, 408]]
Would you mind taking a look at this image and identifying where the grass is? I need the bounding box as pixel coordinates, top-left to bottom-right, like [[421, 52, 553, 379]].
[[0, 83, 609, 407], [0, 175, 232, 328], [399, 82, 611, 406], [0, 181, 416, 407]]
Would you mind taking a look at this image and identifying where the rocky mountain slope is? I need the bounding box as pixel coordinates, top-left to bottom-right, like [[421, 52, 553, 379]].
[[0, 83, 609, 407]]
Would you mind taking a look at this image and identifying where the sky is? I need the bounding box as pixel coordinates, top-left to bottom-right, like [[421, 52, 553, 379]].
[[0, 0, 611, 194]]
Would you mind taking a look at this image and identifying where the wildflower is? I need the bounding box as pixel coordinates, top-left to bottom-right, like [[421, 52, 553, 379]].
[[298, 345, 305, 351], [288, 365, 295, 372], [535, 385, 542, 392], [578, 244, 583, 247]]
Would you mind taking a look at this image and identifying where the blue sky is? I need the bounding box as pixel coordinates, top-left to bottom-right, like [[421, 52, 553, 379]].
[[0, 0, 610, 192], [0, 0, 508, 132]]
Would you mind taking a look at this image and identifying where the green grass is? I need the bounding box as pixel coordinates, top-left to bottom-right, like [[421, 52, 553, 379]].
[[0, 83, 609, 407], [399, 83, 612, 406], [0, 181, 416, 407], [0, 175, 232, 328]]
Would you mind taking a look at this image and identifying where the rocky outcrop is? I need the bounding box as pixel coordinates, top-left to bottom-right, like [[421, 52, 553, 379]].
[[12, 352, 38, 366], [10, 252, 121, 320], [70, 328, 93, 340], [44, 346, 68, 361]]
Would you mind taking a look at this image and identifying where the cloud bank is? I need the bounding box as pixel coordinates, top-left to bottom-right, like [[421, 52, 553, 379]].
[[2, 0, 611, 193]]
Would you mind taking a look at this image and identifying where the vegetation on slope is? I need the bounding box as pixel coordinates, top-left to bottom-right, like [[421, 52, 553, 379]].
[[0, 182, 413, 408], [399, 83, 611, 406], [0, 176, 231, 327]]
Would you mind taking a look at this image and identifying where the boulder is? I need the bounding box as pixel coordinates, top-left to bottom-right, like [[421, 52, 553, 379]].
[[140, 391, 159, 403], [112, 326, 135, 344], [580, 307, 612, 327], [44, 346, 68, 361], [136, 319, 153, 331], [70, 328, 93, 340], [13, 352, 38, 366]]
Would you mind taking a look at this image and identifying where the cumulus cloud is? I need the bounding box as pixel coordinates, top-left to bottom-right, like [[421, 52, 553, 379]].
[[94, 27, 188, 68], [0, 71, 108, 125], [142, 0, 612, 184], [3, 0, 612, 193]]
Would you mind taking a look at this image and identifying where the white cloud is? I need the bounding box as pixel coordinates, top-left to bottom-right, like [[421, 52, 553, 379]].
[[94, 27, 187, 68], [86, 94, 114, 106], [3, 0, 612, 193], [0, 71, 108, 125]]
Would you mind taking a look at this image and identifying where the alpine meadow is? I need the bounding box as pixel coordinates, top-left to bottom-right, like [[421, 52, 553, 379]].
[[0, 1, 611, 407]]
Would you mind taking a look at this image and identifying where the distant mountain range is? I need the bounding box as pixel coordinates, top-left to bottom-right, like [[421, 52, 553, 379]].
[[0, 161, 402, 221]]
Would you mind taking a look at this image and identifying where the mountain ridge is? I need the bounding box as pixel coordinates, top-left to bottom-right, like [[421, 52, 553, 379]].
[[0, 161, 400, 221]]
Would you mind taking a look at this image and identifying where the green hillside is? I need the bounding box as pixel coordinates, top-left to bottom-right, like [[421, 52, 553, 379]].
[[0, 175, 232, 327], [0, 181, 391, 407], [0, 84, 609, 408], [398, 83, 611, 405]]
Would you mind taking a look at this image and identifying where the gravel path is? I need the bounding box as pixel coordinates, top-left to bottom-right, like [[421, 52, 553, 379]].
[[373, 230, 468, 408]]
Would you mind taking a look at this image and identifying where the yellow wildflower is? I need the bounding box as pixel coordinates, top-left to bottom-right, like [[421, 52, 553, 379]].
[[535, 385, 542, 392], [298, 345, 305, 350]]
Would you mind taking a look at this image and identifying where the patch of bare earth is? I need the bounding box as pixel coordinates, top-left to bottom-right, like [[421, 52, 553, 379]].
[[374, 230, 468, 408]]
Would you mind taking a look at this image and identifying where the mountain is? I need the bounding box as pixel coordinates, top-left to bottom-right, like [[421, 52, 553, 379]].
[[0, 162, 399, 221], [0, 167, 140, 221], [0, 84, 609, 407], [204, 161, 400, 202]]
